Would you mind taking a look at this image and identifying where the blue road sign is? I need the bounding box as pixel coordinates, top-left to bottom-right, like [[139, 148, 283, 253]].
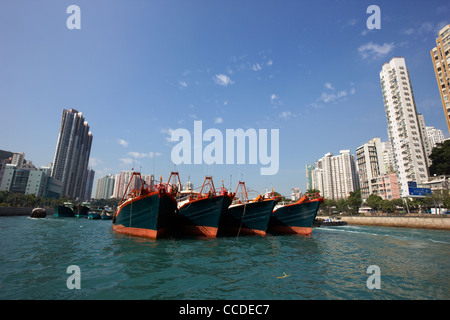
[[407, 181, 417, 188], [408, 187, 431, 196]]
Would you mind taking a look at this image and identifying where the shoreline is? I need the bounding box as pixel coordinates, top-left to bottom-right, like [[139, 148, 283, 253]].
[[319, 215, 450, 231], [2, 207, 450, 231], [0, 207, 54, 217]]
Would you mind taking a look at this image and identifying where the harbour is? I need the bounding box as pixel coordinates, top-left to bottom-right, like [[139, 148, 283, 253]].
[[1, 215, 449, 300]]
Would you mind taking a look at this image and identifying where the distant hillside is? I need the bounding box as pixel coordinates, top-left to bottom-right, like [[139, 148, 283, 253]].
[[0, 150, 14, 161]]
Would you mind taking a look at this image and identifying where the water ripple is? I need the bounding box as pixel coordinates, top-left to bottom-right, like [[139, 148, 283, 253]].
[[0, 217, 449, 299]]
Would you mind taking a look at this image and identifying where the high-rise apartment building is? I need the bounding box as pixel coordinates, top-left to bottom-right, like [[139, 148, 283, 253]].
[[311, 150, 359, 201], [430, 24, 450, 135], [51, 109, 93, 200], [425, 126, 445, 149], [417, 114, 431, 166], [112, 171, 154, 199], [356, 138, 382, 200], [380, 57, 429, 197], [356, 137, 397, 201], [95, 174, 116, 200]]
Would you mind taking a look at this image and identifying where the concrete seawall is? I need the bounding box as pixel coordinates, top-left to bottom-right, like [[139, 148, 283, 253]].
[[337, 216, 450, 231], [0, 207, 54, 217]]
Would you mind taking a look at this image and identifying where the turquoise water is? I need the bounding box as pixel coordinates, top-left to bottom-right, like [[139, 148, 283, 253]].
[[0, 216, 449, 300]]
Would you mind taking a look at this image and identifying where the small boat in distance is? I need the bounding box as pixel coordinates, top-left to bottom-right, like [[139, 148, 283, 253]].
[[218, 182, 280, 237], [112, 171, 177, 239], [30, 208, 46, 218], [268, 192, 324, 236], [88, 209, 102, 220], [100, 207, 113, 220], [170, 172, 234, 238]]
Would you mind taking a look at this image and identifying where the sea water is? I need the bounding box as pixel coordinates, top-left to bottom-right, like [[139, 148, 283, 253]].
[[0, 216, 449, 300]]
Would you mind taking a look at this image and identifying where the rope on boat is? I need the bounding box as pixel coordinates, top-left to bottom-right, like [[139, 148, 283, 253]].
[[129, 198, 133, 237], [236, 202, 247, 237]]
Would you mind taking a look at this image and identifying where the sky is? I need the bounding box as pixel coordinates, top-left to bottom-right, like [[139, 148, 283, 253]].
[[0, 0, 449, 197]]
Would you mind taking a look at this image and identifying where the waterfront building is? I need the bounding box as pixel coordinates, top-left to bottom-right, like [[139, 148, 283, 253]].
[[419, 175, 450, 194], [356, 138, 385, 201], [95, 174, 116, 200], [112, 171, 155, 199], [312, 150, 359, 201], [114, 171, 134, 199], [51, 108, 93, 200], [380, 57, 429, 197], [371, 173, 400, 200], [25, 167, 51, 197], [0, 164, 30, 194], [430, 24, 450, 135]]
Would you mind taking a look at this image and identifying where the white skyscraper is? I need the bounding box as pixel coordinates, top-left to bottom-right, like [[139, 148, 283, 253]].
[[356, 138, 381, 200], [312, 150, 359, 200], [425, 126, 445, 149], [95, 174, 116, 200], [380, 57, 429, 197]]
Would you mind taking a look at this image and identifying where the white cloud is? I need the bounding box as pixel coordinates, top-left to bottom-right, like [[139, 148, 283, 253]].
[[179, 81, 188, 88], [252, 63, 262, 71], [214, 117, 223, 124], [320, 91, 346, 103], [267, 59, 273, 66], [270, 94, 283, 108], [160, 128, 175, 142], [149, 152, 162, 158], [128, 152, 149, 158], [213, 74, 234, 86], [119, 158, 133, 166], [117, 139, 128, 147], [358, 42, 395, 60], [278, 111, 292, 120], [318, 85, 356, 104], [271, 94, 278, 102], [402, 28, 415, 35], [324, 82, 335, 90]]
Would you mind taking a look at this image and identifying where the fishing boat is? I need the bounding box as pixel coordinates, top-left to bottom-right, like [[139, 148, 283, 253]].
[[54, 202, 74, 217], [74, 203, 90, 218], [218, 182, 280, 237], [170, 172, 234, 238], [112, 172, 177, 239], [100, 208, 113, 220], [268, 192, 324, 236], [88, 209, 102, 220]]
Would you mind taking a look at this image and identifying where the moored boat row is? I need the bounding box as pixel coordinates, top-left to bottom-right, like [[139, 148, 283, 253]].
[[112, 171, 324, 240], [52, 202, 113, 220]]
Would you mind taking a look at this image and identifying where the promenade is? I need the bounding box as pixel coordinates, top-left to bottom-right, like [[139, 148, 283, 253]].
[[333, 214, 450, 231]]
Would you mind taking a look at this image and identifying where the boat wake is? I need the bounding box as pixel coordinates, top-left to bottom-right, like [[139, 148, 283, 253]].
[[317, 225, 450, 245]]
